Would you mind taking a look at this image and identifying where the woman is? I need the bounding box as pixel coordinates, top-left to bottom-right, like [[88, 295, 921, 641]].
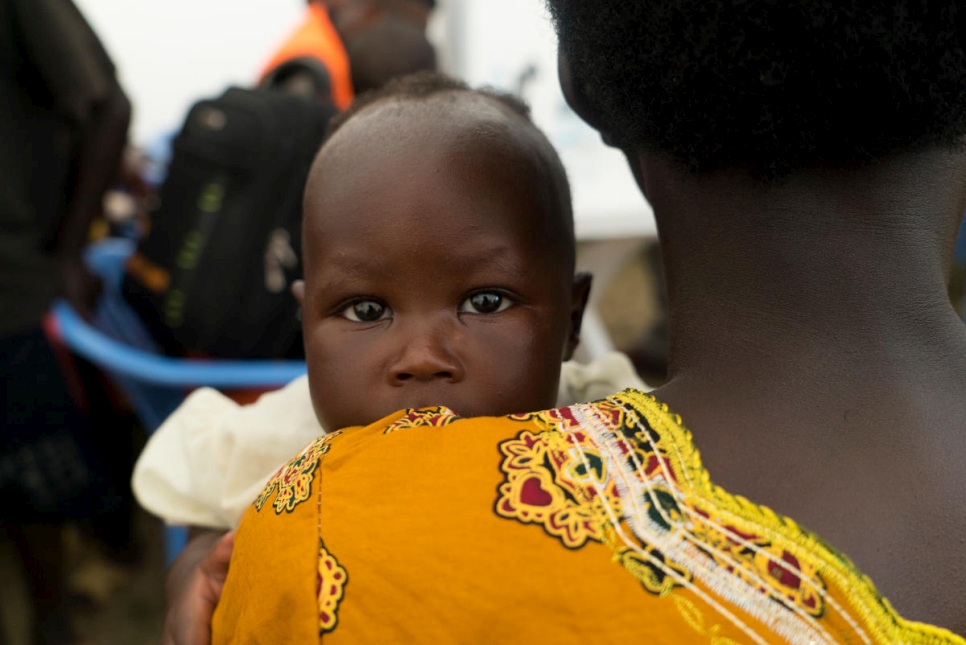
[[549, 0, 966, 633]]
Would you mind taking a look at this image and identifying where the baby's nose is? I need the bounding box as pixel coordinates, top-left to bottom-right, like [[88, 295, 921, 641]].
[[388, 322, 465, 385]]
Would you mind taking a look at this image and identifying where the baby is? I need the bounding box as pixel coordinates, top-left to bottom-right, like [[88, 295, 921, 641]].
[[146, 72, 645, 644], [211, 72, 601, 641], [294, 72, 589, 431]]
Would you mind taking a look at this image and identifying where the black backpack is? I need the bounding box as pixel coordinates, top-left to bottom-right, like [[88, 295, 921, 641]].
[[122, 87, 335, 359]]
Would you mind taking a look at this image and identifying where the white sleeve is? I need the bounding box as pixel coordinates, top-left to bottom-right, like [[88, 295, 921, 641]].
[[133, 353, 645, 529], [131, 375, 324, 529], [557, 351, 649, 407]]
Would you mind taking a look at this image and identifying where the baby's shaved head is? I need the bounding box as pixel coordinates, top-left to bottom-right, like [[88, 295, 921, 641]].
[[306, 72, 574, 270]]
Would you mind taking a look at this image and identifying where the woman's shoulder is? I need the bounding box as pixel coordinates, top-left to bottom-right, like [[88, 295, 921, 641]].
[[505, 390, 963, 643]]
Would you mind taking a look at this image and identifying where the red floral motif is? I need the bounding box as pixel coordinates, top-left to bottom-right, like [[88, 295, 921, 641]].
[[317, 543, 347, 634], [494, 395, 830, 612], [494, 429, 615, 549]]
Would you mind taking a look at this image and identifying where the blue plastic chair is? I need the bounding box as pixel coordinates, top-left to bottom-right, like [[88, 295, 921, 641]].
[[49, 239, 306, 563]]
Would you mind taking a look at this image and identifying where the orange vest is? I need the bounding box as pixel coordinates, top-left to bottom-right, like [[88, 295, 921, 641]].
[[260, 5, 354, 110]]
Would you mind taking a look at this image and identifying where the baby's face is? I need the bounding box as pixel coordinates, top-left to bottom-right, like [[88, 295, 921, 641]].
[[297, 98, 586, 431]]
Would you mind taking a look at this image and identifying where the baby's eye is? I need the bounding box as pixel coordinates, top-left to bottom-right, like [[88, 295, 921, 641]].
[[341, 299, 392, 322], [460, 291, 512, 315]]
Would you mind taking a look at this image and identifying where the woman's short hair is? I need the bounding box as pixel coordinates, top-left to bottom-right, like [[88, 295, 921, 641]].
[[548, 0, 966, 176]]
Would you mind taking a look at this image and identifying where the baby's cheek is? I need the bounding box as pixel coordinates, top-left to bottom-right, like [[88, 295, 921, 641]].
[[468, 324, 560, 407], [305, 332, 370, 427]]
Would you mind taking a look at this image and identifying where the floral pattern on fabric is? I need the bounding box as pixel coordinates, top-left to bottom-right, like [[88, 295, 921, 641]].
[[495, 424, 691, 595], [495, 429, 610, 548], [383, 406, 460, 434], [318, 542, 347, 634], [495, 390, 961, 645], [254, 434, 338, 515]]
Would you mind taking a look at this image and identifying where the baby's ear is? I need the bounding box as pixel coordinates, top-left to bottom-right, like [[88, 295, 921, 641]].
[[564, 272, 593, 361], [291, 280, 306, 306]]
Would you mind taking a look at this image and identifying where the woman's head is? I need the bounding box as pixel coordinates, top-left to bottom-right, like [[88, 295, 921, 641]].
[[548, 0, 966, 177]]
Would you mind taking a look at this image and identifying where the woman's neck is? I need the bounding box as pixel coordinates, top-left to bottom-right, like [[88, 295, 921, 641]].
[[639, 149, 966, 405], [634, 149, 966, 632]]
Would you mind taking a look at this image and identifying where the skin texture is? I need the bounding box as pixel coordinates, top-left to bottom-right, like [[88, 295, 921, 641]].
[[562, 50, 966, 634], [296, 93, 589, 431]]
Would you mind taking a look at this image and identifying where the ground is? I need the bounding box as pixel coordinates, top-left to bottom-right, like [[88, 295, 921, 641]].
[[0, 515, 166, 645]]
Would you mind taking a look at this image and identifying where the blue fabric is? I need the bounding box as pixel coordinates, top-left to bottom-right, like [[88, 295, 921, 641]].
[[53, 239, 307, 561], [53, 240, 306, 429]]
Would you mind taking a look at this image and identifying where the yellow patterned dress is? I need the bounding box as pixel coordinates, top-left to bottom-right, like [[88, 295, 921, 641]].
[[211, 390, 964, 644]]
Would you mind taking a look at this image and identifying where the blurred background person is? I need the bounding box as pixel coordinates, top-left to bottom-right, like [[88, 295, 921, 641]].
[[0, 0, 130, 643], [114, 0, 439, 365], [259, 0, 436, 106]]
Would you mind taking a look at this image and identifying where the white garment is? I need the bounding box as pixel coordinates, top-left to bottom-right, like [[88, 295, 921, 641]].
[[132, 352, 647, 529]]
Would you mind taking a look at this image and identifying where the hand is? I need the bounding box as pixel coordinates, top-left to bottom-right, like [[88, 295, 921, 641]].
[[55, 255, 102, 321], [161, 530, 235, 645]]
